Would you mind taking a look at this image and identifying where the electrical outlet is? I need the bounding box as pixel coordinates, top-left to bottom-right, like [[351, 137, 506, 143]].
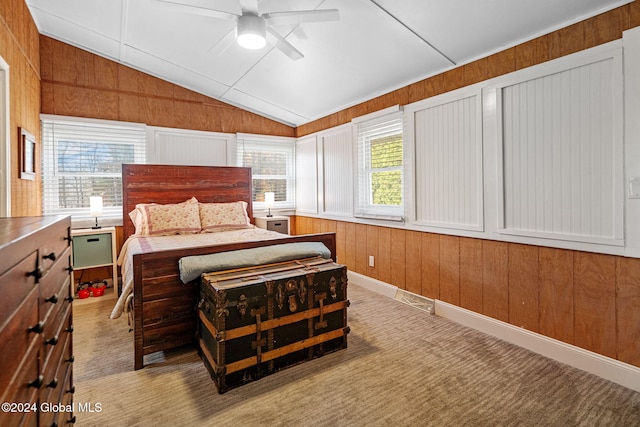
[[368, 255, 375, 267]]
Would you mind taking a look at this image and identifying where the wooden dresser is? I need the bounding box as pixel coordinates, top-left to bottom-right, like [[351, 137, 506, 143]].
[[0, 216, 75, 426]]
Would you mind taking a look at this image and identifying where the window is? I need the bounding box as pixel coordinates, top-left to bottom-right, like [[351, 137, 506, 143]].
[[237, 134, 295, 210], [353, 107, 404, 220], [41, 116, 146, 222]]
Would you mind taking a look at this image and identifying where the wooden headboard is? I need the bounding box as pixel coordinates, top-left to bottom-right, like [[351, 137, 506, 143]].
[[122, 164, 254, 241]]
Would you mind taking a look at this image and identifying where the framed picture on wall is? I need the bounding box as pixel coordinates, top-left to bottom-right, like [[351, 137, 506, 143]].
[[19, 127, 36, 180]]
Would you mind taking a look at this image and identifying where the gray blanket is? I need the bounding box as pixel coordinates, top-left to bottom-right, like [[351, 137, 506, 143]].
[[178, 242, 331, 283]]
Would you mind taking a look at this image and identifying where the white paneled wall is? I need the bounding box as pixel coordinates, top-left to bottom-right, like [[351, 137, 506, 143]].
[[496, 46, 623, 245], [407, 90, 483, 231], [302, 38, 631, 256], [320, 125, 353, 216], [147, 127, 235, 166], [295, 135, 318, 214]]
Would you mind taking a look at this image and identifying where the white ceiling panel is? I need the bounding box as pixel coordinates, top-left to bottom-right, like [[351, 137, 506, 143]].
[[121, 44, 230, 98], [26, 0, 634, 127]]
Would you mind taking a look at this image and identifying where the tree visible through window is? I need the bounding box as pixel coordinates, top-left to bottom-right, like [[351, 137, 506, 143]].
[[41, 117, 146, 219], [237, 137, 295, 209], [354, 108, 404, 219], [369, 135, 402, 206]]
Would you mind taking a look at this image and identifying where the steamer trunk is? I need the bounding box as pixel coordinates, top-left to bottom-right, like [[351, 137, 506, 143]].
[[197, 257, 349, 393]]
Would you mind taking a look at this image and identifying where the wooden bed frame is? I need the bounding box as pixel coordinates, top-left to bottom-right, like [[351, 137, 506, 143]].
[[122, 164, 336, 370]]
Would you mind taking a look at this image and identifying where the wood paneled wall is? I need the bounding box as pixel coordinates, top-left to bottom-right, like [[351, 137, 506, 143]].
[[296, 1, 640, 137], [1, 0, 41, 216], [293, 216, 640, 368], [39, 36, 295, 138]]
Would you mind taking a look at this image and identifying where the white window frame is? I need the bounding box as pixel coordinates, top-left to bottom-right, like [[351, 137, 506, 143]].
[[40, 115, 146, 226], [236, 133, 296, 211], [352, 106, 404, 221]]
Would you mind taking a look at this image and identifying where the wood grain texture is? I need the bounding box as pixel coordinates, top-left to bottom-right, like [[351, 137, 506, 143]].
[[377, 226, 391, 284], [574, 252, 617, 359], [459, 237, 483, 313], [355, 224, 368, 275], [344, 222, 357, 273], [405, 231, 422, 296], [2, 0, 41, 216], [439, 235, 460, 305], [538, 248, 574, 344], [294, 216, 640, 368], [40, 36, 295, 137], [481, 241, 509, 323], [389, 228, 406, 290], [632, 0, 640, 28], [515, 35, 550, 70], [366, 225, 379, 278], [421, 233, 440, 299], [615, 257, 640, 366], [507, 244, 539, 332], [549, 22, 585, 60]]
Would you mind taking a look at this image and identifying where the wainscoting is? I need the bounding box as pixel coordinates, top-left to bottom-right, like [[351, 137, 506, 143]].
[[292, 215, 640, 369]]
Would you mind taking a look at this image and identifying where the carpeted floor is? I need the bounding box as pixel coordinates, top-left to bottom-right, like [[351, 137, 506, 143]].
[[73, 283, 640, 426]]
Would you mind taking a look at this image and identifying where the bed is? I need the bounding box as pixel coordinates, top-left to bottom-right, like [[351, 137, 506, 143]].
[[115, 164, 337, 370]]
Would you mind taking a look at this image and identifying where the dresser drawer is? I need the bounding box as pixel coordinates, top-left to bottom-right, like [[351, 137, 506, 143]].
[[0, 343, 39, 427], [0, 251, 38, 328], [40, 275, 72, 333], [42, 303, 72, 376], [0, 289, 39, 395], [72, 232, 113, 268], [41, 331, 71, 398], [40, 223, 71, 277]]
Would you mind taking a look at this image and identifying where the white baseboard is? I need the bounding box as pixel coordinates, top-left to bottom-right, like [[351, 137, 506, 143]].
[[435, 300, 640, 393], [347, 271, 398, 299], [346, 271, 640, 393]]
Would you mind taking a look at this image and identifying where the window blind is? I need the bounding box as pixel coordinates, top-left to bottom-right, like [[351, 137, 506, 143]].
[[353, 108, 404, 220], [41, 116, 146, 220], [236, 135, 295, 210]]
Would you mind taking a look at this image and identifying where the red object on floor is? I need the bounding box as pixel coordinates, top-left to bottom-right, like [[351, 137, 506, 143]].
[[91, 285, 106, 297]]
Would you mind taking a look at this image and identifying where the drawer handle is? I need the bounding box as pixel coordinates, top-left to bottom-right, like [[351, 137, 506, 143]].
[[26, 266, 43, 281], [66, 356, 75, 364], [86, 238, 100, 242], [28, 375, 44, 389], [28, 321, 45, 334], [47, 378, 58, 388], [46, 335, 59, 346], [66, 266, 74, 273], [65, 325, 74, 333], [65, 295, 74, 303], [68, 415, 77, 424], [67, 385, 75, 394], [46, 294, 59, 304], [274, 222, 282, 226], [43, 252, 57, 261]]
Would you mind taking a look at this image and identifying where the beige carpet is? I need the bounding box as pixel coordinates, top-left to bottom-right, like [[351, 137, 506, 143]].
[[72, 284, 640, 426]]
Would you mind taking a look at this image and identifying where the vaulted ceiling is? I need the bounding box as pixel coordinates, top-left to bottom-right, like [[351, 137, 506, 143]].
[[26, 0, 632, 127]]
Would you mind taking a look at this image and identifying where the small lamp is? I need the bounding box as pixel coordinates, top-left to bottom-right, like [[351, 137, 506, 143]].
[[90, 196, 103, 229], [264, 192, 275, 217]]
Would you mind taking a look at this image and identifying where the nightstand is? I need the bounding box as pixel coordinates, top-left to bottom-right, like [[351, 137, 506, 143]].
[[71, 226, 118, 296], [255, 216, 289, 234]]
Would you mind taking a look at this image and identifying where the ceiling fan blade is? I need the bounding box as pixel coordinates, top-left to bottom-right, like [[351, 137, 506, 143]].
[[263, 9, 340, 26], [266, 27, 303, 60], [239, 0, 259, 15], [154, 0, 240, 21]]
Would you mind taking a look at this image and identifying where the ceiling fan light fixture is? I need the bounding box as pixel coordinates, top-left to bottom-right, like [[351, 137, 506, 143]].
[[237, 14, 267, 50]]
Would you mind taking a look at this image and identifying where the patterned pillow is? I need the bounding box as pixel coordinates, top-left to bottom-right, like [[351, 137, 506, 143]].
[[199, 201, 251, 232], [130, 197, 201, 236]]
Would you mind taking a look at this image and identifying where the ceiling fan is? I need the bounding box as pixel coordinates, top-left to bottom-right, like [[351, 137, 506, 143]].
[[155, 0, 340, 60]]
